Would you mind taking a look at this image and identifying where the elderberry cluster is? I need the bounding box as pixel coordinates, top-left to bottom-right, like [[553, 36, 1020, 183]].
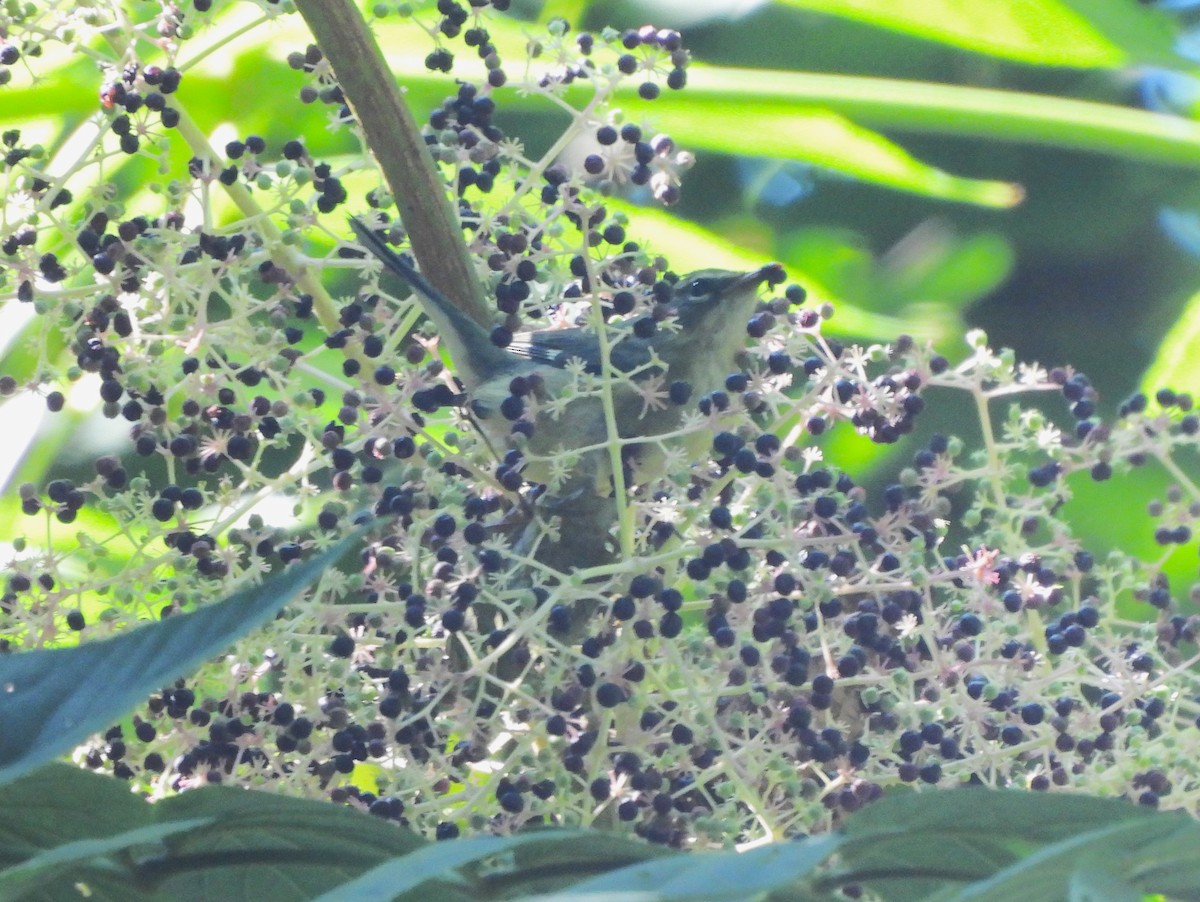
[[4, 0, 1200, 854], [28, 311, 1197, 846]]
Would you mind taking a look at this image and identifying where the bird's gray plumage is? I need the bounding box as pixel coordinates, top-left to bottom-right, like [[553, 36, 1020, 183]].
[[350, 216, 781, 491]]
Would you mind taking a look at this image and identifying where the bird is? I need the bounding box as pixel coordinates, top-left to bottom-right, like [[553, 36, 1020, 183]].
[[349, 216, 783, 495]]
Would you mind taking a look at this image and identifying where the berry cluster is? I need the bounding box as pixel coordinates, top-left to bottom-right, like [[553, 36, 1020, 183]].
[[100, 62, 185, 157], [3, 0, 1200, 853]]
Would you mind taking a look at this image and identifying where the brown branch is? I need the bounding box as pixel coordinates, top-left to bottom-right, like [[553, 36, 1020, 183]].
[[294, 0, 488, 324]]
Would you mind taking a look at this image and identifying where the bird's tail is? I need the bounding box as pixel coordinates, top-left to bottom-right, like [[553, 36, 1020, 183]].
[[348, 216, 450, 310]]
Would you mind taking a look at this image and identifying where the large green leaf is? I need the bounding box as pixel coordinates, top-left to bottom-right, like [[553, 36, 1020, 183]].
[[309, 836, 500, 902], [780, 224, 1013, 320], [672, 66, 1200, 171], [843, 787, 1159, 844], [0, 819, 212, 901], [775, 0, 1170, 68], [5, 769, 1200, 901], [1059, 0, 1181, 63], [936, 815, 1196, 901], [1141, 285, 1200, 398], [830, 789, 1200, 901], [0, 764, 423, 902], [314, 831, 664, 902], [0, 530, 363, 786], [635, 96, 1022, 209], [556, 834, 842, 901], [0, 763, 152, 868]]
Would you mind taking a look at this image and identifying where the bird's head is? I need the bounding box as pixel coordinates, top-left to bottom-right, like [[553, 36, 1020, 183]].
[[669, 264, 786, 335]]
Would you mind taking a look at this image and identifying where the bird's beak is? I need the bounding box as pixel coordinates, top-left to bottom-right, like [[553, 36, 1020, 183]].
[[734, 263, 786, 290]]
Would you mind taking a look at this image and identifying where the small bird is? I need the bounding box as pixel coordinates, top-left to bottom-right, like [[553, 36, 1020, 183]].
[[350, 217, 783, 493]]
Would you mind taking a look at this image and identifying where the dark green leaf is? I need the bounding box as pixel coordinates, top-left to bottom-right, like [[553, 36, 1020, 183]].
[[561, 834, 841, 901], [832, 789, 1197, 901], [0, 818, 211, 900], [144, 784, 425, 901], [315, 835, 526, 902], [0, 764, 150, 868], [0, 763, 424, 902], [0, 531, 363, 786], [1066, 864, 1142, 902], [941, 814, 1192, 901], [843, 788, 1157, 843]]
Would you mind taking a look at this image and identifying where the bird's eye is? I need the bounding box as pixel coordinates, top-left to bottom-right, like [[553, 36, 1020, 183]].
[[685, 277, 714, 299]]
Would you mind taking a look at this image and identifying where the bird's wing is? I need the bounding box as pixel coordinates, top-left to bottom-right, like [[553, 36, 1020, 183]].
[[507, 328, 601, 372], [507, 328, 656, 376]]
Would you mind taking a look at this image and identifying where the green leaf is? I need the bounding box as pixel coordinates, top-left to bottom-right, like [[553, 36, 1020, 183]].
[[0, 763, 424, 902], [312, 835, 540, 902], [624, 89, 1022, 209], [775, 0, 1126, 67], [843, 788, 1158, 846], [1058, 0, 1180, 64], [313, 830, 664, 902], [882, 229, 1015, 313], [0, 818, 212, 900], [1112, 818, 1200, 901], [0, 530, 364, 786], [557, 834, 842, 901], [1066, 864, 1142, 902], [1141, 286, 1200, 399], [941, 814, 1194, 901], [675, 67, 1200, 172], [501, 830, 674, 891], [782, 223, 1012, 320], [832, 789, 1198, 901], [0, 764, 152, 868], [144, 785, 425, 901]]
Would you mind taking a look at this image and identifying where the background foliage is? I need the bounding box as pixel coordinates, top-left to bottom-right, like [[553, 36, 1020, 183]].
[[8, 0, 1200, 578], [4, 0, 1200, 899]]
